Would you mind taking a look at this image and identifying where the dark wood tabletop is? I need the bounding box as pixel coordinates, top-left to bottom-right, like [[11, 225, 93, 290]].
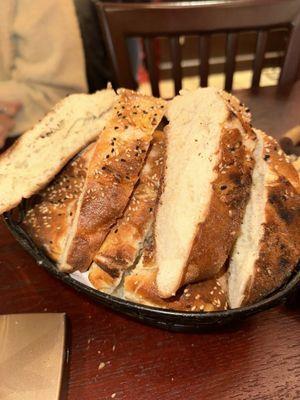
[[1, 83, 300, 400]]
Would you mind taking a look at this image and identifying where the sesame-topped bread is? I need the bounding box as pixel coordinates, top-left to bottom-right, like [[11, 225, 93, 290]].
[[89, 130, 166, 294], [155, 87, 256, 298], [0, 89, 116, 214], [22, 144, 95, 261], [228, 130, 300, 308], [59, 90, 166, 272], [124, 238, 228, 311]]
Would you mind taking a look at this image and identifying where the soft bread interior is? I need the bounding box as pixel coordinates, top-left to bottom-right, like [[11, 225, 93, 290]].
[[0, 89, 116, 214], [228, 133, 267, 308], [155, 87, 229, 297]]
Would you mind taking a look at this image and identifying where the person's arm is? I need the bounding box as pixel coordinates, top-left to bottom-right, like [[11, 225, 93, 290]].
[[0, 0, 88, 135]]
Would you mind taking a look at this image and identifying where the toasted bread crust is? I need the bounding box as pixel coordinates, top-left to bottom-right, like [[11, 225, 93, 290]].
[[124, 239, 228, 311], [242, 132, 300, 305], [182, 96, 256, 285], [94, 130, 166, 272], [88, 262, 123, 294], [63, 90, 166, 272], [22, 145, 94, 261]]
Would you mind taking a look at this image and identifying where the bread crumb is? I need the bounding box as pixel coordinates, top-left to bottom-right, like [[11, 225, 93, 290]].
[[98, 362, 105, 370]]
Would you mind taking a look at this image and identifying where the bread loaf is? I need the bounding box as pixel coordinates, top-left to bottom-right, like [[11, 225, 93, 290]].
[[228, 130, 300, 308], [22, 144, 95, 261], [0, 89, 116, 214], [89, 130, 166, 293], [155, 87, 256, 298], [59, 90, 166, 272]]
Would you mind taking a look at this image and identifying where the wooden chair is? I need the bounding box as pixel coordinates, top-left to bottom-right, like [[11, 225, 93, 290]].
[[95, 0, 300, 96]]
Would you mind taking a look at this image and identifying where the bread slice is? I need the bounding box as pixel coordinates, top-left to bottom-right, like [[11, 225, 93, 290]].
[[59, 90, 166, 272], [228, 130, 300, 308], [89, 130, 166, 294], [88, 263, 123, 295], [22, 144, 95, 261], [0, 89, 116, 214], [124, 238, 228, 311], [155, 87, 256, 298]]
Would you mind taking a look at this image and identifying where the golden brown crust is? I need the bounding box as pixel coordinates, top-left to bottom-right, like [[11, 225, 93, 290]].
[[88, 262, 123, 294], [93, 130, 166, 272], [124, 239, 228, 311], [242, 132, 300, 305], [65, 90, 166, 272], [182, 103, 255, 284], [22, 145, 95, 261]]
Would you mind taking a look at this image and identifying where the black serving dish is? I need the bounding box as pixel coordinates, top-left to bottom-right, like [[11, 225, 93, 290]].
[[3, 206, 300, 332]]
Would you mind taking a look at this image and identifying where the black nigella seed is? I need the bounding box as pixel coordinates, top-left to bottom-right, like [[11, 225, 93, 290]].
[[106, 155, 110, 159], [114, 229, 118, 233], [114, 126, 119, 130], [125, 176, 130, 180], [149, 207, 153, 212], [220, 185, 227, 190], [133, 111, 137, 115], [121, 158, 126, 162], [102, 166, 106, 170], [264, 154, 270, 161], [111, 148, 115, 153]]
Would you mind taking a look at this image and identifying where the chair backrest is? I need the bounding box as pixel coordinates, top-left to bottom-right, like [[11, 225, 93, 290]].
[[95, 0, 300, 96]]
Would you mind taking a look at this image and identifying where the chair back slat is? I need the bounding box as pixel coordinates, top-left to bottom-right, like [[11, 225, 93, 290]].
[[199, 35, 210, 87], [251, 30, 268, 89], [225, 32, 238, 91], [96, 1, 300, 96], [279, 14, 300, 88], [144, 38, 160, 97], [170, 36, 182, 95]]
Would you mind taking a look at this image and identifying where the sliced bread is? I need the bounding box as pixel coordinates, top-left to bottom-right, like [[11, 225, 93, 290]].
[[59, 90, 166, 272], [228, 130, 300, 308], [22, 144, 95, 261], [0, 89, 116, 214], [155, 87, 256, 298], [89, 130, 166, 293]]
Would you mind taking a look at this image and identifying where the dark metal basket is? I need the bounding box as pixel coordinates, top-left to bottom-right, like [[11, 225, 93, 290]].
[[3, 204, 300, 332]]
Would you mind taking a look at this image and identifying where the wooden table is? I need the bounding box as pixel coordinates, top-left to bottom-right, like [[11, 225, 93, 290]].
[[1, 83, 300, 400]]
